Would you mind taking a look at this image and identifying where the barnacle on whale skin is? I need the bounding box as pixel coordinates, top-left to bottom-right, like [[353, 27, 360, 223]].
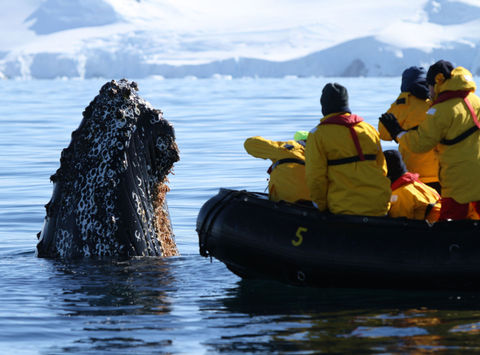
[[37, 79, 180, 259]]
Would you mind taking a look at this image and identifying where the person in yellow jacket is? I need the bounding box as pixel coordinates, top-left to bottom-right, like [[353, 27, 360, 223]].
[[380, 60, 480, 220], [244, 131, 310, 203], [384, 149, 441, 223], [305, 83, 391, 216], [378, 66, 440, 193]]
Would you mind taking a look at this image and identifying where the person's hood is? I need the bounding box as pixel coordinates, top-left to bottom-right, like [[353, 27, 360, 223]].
[[435, 67, 476, 97]]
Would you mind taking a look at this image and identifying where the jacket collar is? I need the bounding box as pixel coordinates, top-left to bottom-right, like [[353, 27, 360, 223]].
[[391, 172, 420, 191]]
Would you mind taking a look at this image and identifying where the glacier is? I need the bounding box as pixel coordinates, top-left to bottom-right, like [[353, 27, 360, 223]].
[[1, 0, 480, 79]]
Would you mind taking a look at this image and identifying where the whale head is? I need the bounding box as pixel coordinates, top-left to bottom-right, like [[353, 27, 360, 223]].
[[37, 79, 180, 259]]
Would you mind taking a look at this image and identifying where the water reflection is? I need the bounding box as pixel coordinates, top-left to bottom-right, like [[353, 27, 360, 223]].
[[51, 258, 175, 316], [45, 257, 179, 353], [220, 279, 480, 314], [203, 278, 480, 353]]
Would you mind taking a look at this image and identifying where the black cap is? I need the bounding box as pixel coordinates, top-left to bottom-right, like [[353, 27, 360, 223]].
[[384, 149, 407, 183], [401, 66, 429, 100], [426, 60, 454, 86], [320, 83, 351, 116]]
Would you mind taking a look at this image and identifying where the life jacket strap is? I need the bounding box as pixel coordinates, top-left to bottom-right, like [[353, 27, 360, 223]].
[[267, 158, 305, 174], [440, 126, 479, 145], [327, 154, 376, 166], [433, 91, 480, 145], [320, 114, 366, 160]]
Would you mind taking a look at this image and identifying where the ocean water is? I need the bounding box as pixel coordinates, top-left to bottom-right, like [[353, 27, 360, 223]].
[[2, 77, 480, 354]]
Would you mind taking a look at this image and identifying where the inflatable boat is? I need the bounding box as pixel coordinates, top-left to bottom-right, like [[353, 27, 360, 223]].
[[197, 188, 480, 291]]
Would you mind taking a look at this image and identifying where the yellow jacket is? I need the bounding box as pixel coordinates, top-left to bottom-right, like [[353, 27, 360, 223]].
[[305, 112, 391, 216], [378, 92, 439, 183], [399, 67, 480, 203], [389, 172, 441, 223], [244, 136, 310, 203]]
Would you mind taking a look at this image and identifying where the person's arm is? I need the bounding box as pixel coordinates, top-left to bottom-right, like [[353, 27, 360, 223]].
[[379, 97, 408, 141], [379, 106, 448, 153], [305, 130, 328, 211], [365, 123, 389, 175], [398, 107, 449, 153], [375, 139, 388, 176], [389, 190, 415, 219], [378, 120, 393, 141], [378, 103, 399, 141], [244, 136, 283, 160]]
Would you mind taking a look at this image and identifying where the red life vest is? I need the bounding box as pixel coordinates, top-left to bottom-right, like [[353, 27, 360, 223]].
[[320, 114, 376, 165], [391, 172, 422, 191]]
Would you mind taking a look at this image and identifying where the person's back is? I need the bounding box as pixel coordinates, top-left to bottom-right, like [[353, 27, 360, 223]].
[[384, 150, 441, 223], [244, 134, 310, 203], [380, 60, 480, 220], [306, 83, 391, 216], [378, 66, 439, 190], [421, 66, 480, 202]]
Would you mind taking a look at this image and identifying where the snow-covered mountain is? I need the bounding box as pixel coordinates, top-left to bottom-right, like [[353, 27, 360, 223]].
[[1, 0, 480, 79]]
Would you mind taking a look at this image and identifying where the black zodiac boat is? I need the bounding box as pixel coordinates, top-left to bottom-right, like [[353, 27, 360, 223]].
[[197, 188, 480, 291]]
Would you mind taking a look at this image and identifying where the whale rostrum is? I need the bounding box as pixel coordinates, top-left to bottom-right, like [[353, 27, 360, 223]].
[[37, 79, 180, 258]]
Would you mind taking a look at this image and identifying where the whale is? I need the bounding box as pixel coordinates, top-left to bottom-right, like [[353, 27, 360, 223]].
[[37, 79, 180, 258]]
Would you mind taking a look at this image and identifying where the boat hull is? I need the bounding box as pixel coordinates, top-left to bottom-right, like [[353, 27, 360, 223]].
[[197, 189, 480, 290]]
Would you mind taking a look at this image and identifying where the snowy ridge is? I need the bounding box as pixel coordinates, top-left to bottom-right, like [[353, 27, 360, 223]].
[[1, 0, 480, 79]]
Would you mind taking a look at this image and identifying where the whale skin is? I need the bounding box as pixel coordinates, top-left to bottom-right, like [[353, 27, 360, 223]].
[[37, 79, 180, 258]]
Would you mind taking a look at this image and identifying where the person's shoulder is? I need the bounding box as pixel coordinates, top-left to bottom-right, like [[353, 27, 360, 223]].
[[357, 120, 377, 130], [283, 139, 303, 150], [393, 92, 409, 106], [429, 98, 457, 116], [309, 124, 321, 135], [468, 92, 480, 104], [357, 120, 382, 139]]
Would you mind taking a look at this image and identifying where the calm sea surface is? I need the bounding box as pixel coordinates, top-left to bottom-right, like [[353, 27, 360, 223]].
[[2, 77, 480, 354]]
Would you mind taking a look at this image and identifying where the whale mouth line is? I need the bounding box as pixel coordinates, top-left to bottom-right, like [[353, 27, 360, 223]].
[[37, 79, 180, 259]]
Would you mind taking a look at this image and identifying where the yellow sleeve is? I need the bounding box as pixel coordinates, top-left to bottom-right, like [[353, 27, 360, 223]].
[[380, 97, 412, 141], [378, 120, 393, 141], [244, 136, 284, 160], [378, 101, 396, 141], [363, 122, 388, 175], [389, 189, 415, 219], [377, 144, 388, 176], [305, 129, 328, 211], [379, 100, 403, 141], [398, 108, 448, 153]]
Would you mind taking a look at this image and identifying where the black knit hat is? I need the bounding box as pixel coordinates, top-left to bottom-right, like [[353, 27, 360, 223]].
[[401, 66, 429, 100], [384, 149, 407, 183], [426, 60, 454, 86], [320, 83, 351, 116]]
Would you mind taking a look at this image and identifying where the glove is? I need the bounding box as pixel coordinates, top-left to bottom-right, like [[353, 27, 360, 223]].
[[379, 113, 405, 140]]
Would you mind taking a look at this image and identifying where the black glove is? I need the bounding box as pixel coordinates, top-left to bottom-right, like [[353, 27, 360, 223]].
[[379, 113, 405, 140]]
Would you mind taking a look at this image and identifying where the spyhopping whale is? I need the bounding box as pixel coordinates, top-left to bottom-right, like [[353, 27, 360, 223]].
[[37, 79, 180, 258]]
